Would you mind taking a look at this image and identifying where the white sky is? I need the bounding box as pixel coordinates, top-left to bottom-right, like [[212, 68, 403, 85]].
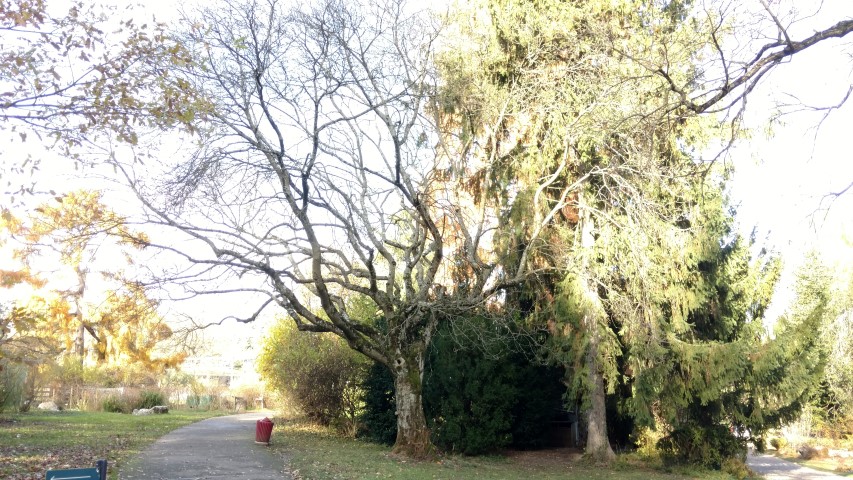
[[2, 0, 853, 341], [725, 0, 853, 304]]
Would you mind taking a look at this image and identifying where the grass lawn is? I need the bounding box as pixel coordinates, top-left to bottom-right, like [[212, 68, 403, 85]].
[[0, 409, 225, 480], [271, 419, 741, 480], [776, 453, 853, 478]]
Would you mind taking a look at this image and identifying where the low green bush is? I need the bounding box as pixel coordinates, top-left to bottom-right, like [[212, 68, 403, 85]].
[[358, 317, 564, 455], [102, 396, 127, 413], [423, 319, 564, 455], [137, 390, 166, 409], [658, 423, 745, 469], [358, 362, 397, 445], [770, 437, 787, 450], [721, 457, 751, 480]]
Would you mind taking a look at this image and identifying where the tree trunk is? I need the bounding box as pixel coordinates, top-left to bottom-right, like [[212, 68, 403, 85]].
[[390, 349, 434, 459], [585, 329, 615, 462], [578, 204, 614, 462], [73, 269, 86, 362], [74, 322, 85, 360]]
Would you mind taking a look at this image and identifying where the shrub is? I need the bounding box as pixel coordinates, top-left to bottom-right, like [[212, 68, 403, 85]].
[[634, 427, 664, 459], [358, 362, 397, 445], [798, 444, 829, 460], [721, 457, 752, 480], [101, 396, 127, 413], [425, 333, 516, 454], [0, 360, 27, 412], [770, 437, 787, 451], [358, 317, 564, 455], [753, 437, 766, 453], [423, 319, 563, 455], [258, 319, 368, 432], [160, 371, 197, 405], [137, 390, 166, 409], [233, 384, 263, 410], [658, 423, 745, 469]]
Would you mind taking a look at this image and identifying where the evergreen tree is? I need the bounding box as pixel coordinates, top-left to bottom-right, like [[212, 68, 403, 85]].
[[436, 0, 841, 463], [822, 266, 853, 422], [359, 316, 564, 454], [423, 317, 563, 454], [436, 0, 729, 460]]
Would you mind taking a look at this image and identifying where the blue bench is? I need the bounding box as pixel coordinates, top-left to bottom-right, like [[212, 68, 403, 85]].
[[46, 460, 107, 480]]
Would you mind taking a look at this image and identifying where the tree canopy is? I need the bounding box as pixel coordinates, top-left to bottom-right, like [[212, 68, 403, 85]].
[[0, 0, 202, 197], [0, 191, 183, 371], [435, 0, 851, 461]]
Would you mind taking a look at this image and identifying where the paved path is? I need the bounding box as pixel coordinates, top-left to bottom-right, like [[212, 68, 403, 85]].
[[747, 453, 846, 480], [120, 412, 291, 480]]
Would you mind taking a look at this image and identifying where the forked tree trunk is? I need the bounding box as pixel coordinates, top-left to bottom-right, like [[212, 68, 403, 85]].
[[390, 348, 434, 459], [585, 328, 615, 462]]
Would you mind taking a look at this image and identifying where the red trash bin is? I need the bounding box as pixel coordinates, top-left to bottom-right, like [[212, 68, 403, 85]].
[[255, 417, 274, 445]]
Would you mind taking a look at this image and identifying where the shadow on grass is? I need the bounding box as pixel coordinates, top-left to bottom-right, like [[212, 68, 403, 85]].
[[269, 417, 736, 480]]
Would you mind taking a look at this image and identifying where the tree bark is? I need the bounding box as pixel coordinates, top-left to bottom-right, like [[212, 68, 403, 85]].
[[73, 268, 86, 362], [577, 202, 614, 462], [390, 348, 434, 459], [585, 328, 615, 462], [74, 322, 85, 360]]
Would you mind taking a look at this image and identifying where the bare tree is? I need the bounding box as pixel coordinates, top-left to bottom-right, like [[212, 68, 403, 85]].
[[621, 0, 853, 116], [117, 0, 526, 457]]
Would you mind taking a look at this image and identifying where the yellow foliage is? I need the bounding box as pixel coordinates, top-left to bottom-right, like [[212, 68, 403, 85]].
[[1, 190, 182, 372]]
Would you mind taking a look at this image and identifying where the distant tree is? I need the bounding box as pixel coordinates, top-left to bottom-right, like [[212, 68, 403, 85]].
[[2, 211, 66, 366], [0, 287, 63, 367], [89, 281, 186, 370], [1, 191, 182, 370], [785, 254, 853, 433], [824, 273, 853, 419]]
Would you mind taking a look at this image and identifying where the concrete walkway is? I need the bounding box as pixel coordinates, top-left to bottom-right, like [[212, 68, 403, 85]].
[[747, 453, 846, 480], [120, 412, 291, 480]]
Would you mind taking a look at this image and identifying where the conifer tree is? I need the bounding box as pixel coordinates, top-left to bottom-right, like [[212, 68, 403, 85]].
[[436, 0, 724, 460], [436, 0, 846, 462]]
